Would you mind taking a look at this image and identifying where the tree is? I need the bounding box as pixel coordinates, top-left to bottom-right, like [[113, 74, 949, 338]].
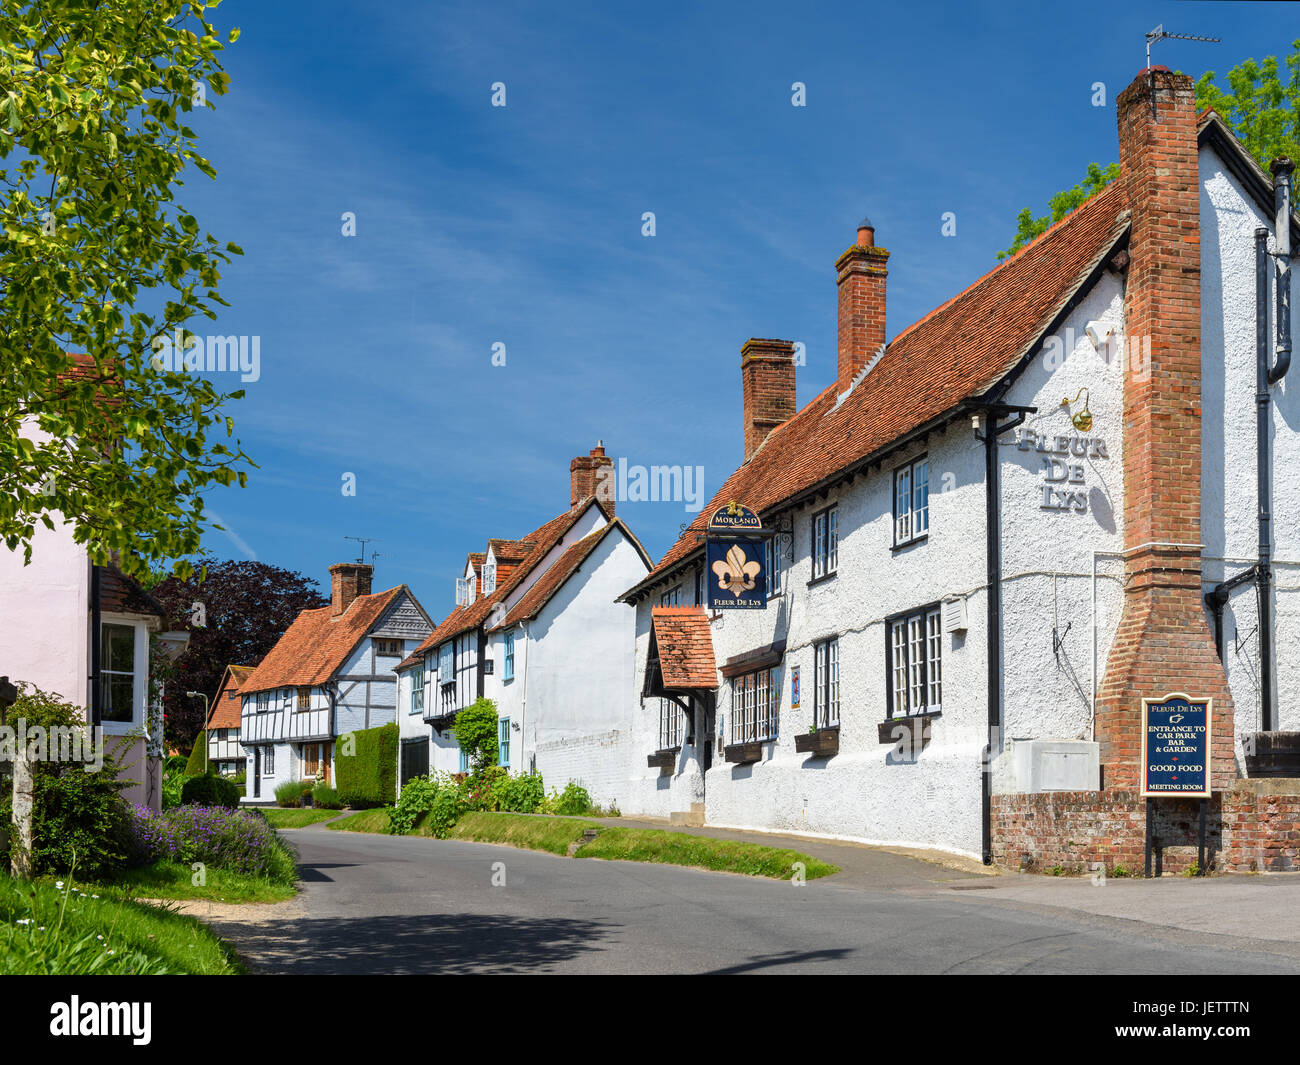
[[148, 557, 329, 747], [452, 698, 500, 774], [0, 1, 251, 582], [997, 41, 1300, 261]]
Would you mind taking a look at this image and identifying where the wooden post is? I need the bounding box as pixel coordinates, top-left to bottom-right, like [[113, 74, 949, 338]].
[[10, 748, 33, 879]]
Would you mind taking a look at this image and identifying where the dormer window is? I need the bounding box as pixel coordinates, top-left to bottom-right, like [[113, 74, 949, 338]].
[[456, 576, 475, 606], [481, 561, 496, 594]]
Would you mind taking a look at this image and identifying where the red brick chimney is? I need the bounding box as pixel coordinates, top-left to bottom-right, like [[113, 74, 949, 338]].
[[570, 442, 615, 517], [329, 562, 373, 616], [741, 338, 796, 461], [1094, 68, 1234, 790], [836, 216, 889, 393]]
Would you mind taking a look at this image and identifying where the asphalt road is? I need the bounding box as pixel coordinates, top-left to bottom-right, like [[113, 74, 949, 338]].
[[202, 828, 1300, 975]]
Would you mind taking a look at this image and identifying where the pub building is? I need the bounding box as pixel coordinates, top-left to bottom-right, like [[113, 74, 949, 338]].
[[617, 69, 1300, 871]]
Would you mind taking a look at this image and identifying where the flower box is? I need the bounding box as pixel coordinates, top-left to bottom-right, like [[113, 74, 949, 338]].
[[723, 741, 764, 765], [647, 748, 678, 770], [795, 727, 839, 757], [877, 712, 941, 749]]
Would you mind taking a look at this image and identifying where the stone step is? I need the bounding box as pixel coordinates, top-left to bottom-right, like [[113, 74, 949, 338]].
[[669, 807, 705, 827]]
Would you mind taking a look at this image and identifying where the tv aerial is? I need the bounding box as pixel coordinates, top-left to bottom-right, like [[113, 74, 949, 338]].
[[344, 536, 382, 565]]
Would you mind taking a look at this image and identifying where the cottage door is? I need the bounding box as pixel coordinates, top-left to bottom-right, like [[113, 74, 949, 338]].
[[253, 747, 261, 798]]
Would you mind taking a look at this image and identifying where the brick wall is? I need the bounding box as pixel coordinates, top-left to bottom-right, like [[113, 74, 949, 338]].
[[1093, 67, 1235, 790], [992, 787, 1300, 874]]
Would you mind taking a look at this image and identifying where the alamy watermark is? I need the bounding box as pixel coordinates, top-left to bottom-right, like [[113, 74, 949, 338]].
[[0, 719, 105, 772], [596, 457, 705, 513], [149, 329, 261, 383]]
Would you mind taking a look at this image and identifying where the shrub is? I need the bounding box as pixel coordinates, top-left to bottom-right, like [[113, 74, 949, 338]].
[[0, 685, 135, 880], [274, 780, 304, 808], [184, 734, 208, 775], [389, 772, 468, 837], [312, 784, 341, 810], [554, 781, 592, 817], [495, 771, 546, 813], [180, 773, 240, 809], [451, 698, 498, 773], [335, 723, 398, 808], [464, 765, 508, 811], [128, 804, 298, 884]]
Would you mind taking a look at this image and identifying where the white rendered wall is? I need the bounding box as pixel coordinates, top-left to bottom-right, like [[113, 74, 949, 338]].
[[1199, 143, 1300, 763]]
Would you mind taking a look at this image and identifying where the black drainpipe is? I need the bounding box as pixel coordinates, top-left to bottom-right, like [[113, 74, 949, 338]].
[[90, 563, 102, 728], [978, 403, 1033, 865], [1208, 171, 1292, 730]]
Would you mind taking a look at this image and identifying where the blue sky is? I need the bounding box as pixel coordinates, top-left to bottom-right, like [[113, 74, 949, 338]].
[[183, 0, 1288, 618]]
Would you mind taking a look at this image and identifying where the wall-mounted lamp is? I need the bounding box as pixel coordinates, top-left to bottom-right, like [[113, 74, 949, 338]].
[[1061, 387, 1093, 432]]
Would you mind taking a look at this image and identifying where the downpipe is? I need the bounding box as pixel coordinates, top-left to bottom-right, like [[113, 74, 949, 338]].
[[977, 403, 1033, 865]]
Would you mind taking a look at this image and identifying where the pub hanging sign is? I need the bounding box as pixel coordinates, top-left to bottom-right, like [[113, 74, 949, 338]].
[[705, 501, 767, 610], [1140, 693, 1211, 798]]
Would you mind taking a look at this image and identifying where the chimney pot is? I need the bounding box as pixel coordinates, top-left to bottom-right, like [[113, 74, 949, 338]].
[[329, 563, 373, 616]]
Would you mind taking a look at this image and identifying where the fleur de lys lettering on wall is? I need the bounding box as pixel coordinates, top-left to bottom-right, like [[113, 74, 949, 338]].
[[712, 544, 760, 598]]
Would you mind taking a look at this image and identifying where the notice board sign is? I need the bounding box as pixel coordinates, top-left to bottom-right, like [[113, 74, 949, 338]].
[[1140, 693, 1211, 798], [705, 502, 766, 610]]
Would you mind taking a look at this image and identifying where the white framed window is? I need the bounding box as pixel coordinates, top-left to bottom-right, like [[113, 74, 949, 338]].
[[730, 667, 778, 744], [814, 637, 840, 728], [256, 691, 271, 713], [659, 585, 681, 607], [264, 746, 275, 774], [888, 604, 942, 717], [812, 506, 838, 581], [481, 561, 496, 594], [894, 456, 929, 546], [658, 700, 682, 750], [410, 664, 424, 713], [438, 644, 455, 685], [456, 575, 477, 606], [765, 535, 786, 596], [100, 622, 136, 723]]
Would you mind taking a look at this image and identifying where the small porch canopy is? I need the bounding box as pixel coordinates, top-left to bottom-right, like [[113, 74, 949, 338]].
[[643, 607, 718, 714]]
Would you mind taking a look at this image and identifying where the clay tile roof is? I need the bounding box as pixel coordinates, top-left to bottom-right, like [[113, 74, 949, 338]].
[[651, 607, 718, 690], [491, 519, 651, 631], [97, 563, 167, 620], [624, 181, 1130, 599], [239, 587, 405, 694], [207, 664, 256, 729], [397, 501, 600, 669]]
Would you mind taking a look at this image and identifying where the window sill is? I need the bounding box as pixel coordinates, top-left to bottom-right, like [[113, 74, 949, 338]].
[[892, 533, 929, 553], [806, 572, 838, 589]]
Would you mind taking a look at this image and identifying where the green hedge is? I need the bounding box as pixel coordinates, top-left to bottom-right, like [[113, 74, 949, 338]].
[[184, 733, 208, 775], [335, 723, 398, 808]]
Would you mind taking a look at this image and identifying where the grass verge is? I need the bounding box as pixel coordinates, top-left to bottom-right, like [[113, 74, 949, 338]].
[[326, 809, 391, 833], [259, 808, 346, 829], [447, 812, 600, 854], [447, 813, 839, 879], [0, 871, 243, 974], [575, 826, 838, 879], [94, 861, 296, 904]]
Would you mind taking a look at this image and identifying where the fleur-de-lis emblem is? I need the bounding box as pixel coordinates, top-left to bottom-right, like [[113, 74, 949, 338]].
[[712, 544, 760, 598]]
